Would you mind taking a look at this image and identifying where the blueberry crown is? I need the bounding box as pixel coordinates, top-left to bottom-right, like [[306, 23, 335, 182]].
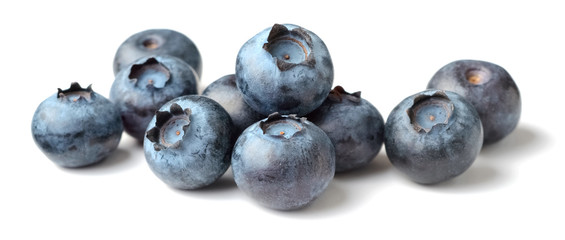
[[327, 85, 361, 103], [259, 112, 306, 139], [146, 103, 192, 151], [57, 82, 94, 102], [128, 57, 171, 89], [263, 24, 316, 71], [407, 91, 454, 133]]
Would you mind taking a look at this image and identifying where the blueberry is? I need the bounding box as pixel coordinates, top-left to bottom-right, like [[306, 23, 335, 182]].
[[144, 95, 234, 190], [307, 86, 385, 172], [235, 23, 334, 116], [113, 29, 202, 78], [31, 83, 123, 168], [231, 113, 335, 210], [110, 55, 198, 143], [384, 90, 483, 184], [202, 74, 266, 137], [427, 59, 521, 144]]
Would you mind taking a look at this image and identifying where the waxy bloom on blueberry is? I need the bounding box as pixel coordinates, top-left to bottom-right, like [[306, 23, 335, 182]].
[[427, 59, 521, 144], [113, 28, 202, 78], [307, 86, 385, 172], [32, 83, 123, 168], [236, 23, 334, 116], [231, 113, 335, 210], [110, 55, 198, 142], [143, 95, 234, 190], [384, 90, 483, 184], [202, 74, 265, 137]]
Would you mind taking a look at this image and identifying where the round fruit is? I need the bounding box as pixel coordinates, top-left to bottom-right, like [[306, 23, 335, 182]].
[[307, 86, 385, 172], [32, 83, 123, 168], [235, 23, 334, 116], [384, 90, 483, 184], [231, 113, 335, 210], [143, 95, 234, 190], [202, 74, 265, 137], [427, 59, 521, 144], [113, 28, 202, 78], [110, 55, 198, 142]]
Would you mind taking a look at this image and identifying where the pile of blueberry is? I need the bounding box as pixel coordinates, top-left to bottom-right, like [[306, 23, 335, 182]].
[[31, 24, 521, 210]]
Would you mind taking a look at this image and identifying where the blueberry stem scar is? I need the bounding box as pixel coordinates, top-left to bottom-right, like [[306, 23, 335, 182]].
[[260, 112, 305, 139], [57, 82, 94, 102], [143, 38, 159, 49], [465, 68, 491, 85], [128, 57, 171, 89], [277, 37, 309, 58], [468, 75, 481, 84]]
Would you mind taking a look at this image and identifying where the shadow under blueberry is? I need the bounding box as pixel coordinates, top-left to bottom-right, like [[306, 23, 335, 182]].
[[430, 163, 501, 192], [429, 124, 548, 192], [274, 153, 392, 217], [264, 180, 348, 218], [193, 168, 238, 192], [171, 168, 239, 199], [480, 124, 549, 161], [334, 153, 393, 182], [59, 147, 138, 175]]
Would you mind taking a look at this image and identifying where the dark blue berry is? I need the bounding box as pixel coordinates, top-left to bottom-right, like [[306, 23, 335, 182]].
[[110, 55, 198, 142], [113, 29, 202, 78], [202, 74, 265, 137], [231, 113, 335, 210], [427, 59, 521, 144], [235, 24, 334, 116], [307, 86, 385, 172], [144, 95, 234, 190], [32, 83, 123, 168], [384, 90, 483, 184]]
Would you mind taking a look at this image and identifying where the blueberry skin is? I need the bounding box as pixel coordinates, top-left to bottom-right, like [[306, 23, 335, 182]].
[[144, 95, 235, 190], [235, 23, 334, 116], [202, 74, 266, 136], [31, 83, 123, 168], [307, 86, 385, 172], [110, 55, 198, 142], [427, 59, 521, 144], [231, 113, 335, 210], [113, 29, 202, 78], [384, 90, 483, 184]]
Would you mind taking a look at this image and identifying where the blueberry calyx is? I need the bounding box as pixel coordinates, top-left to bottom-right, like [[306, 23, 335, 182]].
[[407, 91, 454, 133], [259, 112, 306, 139], [146, 103, 191, 151], [263, 24, 316, 71], [57, 82, 94, 102], [128, 57, 171, 89], [327, 85, 362, 103]]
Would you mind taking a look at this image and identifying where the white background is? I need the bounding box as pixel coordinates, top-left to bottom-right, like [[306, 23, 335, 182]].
[[1, 0, 563, 239]]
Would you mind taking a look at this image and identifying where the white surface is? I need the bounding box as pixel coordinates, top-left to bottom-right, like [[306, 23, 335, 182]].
[[1, 1, 563, 239]]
